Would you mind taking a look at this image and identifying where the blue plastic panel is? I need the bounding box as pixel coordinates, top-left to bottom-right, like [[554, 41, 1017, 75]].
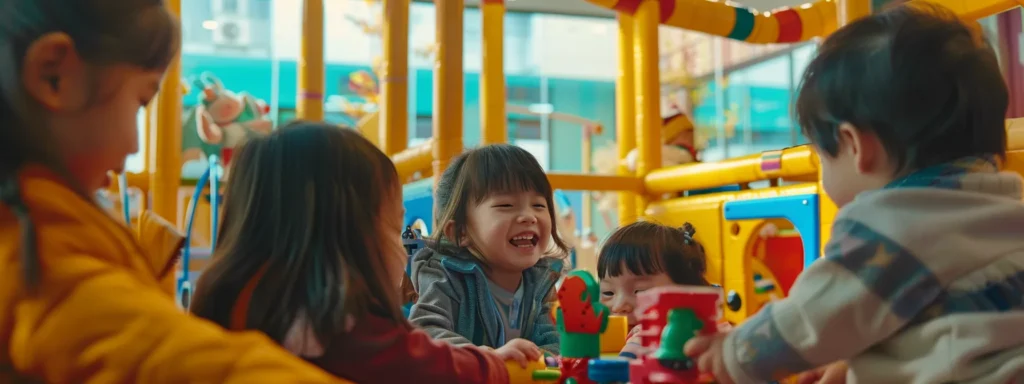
[[723, 194, 820, 267], [403, 178, 435, 234]]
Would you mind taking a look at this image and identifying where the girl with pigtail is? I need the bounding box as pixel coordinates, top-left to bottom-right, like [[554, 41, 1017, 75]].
[[595, 221, 727, 359]]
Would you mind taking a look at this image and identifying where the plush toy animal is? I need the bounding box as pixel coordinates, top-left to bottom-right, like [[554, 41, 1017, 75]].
[[182, 72, 273, 176]]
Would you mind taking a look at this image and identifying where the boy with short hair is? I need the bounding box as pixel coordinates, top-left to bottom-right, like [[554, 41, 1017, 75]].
[[685, 3, 1024, 384]]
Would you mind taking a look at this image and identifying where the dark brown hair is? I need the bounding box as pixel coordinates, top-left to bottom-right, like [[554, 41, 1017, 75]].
[[191, 121, 407, 350], [796, 2, 1006, 174], [597, 221, 708, 286], [431, 144, 570, 261], [0, 0, 180, 290]]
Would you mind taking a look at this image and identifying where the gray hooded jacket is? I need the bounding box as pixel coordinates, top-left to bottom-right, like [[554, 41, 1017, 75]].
[[408, 247, 563, 354]]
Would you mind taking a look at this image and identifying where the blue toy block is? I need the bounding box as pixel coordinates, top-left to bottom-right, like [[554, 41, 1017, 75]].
[[588, 359, 629, 383]]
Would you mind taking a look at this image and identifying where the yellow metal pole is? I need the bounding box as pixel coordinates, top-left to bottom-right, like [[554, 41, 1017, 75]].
[[151, 0, 182, 223], [616, 14, 638, 225], [480, 0, 507, 144], [838, 0, 872, 26], [582, 129, 593, 234], [632, 0, 661, 218], [297, 0, 325, 121], [380, 0, 410, 155], [433, 0, 465, 179]]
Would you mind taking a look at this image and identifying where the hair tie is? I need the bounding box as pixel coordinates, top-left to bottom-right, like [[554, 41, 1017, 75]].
[[681, 222, 696, 244]]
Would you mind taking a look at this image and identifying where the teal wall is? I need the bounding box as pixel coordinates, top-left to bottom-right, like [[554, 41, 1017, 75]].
[[546, 79, 618, 237]]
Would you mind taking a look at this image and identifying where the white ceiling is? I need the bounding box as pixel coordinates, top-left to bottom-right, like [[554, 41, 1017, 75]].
[[414, 0, 814, 19]]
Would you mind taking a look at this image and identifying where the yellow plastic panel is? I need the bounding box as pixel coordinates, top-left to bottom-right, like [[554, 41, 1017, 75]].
[[601, 316, 630, 353], [720, 218, 770, 324]]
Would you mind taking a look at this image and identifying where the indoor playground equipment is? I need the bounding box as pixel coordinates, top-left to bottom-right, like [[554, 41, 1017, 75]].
[[555, 0, 1024, 327], [175, 155, 224, 310]]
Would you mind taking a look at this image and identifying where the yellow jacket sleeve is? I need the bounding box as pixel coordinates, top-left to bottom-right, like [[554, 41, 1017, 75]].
[[8, 252, 348, 384]]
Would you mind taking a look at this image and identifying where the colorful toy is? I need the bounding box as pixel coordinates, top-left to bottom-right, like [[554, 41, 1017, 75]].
[[509, 282, 729, 384], [629, 286, 723, 384], [588, 360, 630, 384], [556, 270, 610, 384], [181, 72, 273, 175], [506, 357, 563, 384], [347, 70, 379, 104], [600, 315, 629, 356]]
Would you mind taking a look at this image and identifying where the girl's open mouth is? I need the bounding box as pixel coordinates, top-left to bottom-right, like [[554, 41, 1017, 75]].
[[509, 232, 539, 248]]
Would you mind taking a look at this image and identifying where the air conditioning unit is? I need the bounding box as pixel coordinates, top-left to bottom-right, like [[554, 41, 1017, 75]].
[[212, 17, 251, 47], [212, 0, 248, 16]]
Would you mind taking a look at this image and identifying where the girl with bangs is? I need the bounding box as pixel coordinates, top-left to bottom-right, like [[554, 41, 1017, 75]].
[[597, 221, 723, 359], [410, 144, 569, 362]]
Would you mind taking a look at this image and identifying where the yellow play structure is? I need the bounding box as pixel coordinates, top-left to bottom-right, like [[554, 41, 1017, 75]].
[[118, 0, 1024, 327]]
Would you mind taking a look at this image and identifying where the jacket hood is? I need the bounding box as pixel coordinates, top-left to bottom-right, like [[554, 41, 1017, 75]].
[[410, 246, 565, 292]]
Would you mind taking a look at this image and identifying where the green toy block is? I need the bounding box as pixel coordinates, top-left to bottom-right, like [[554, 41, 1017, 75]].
[[555, 270, 610, 359], [652, 308, 704, 361], [558, 330, 602, 358]]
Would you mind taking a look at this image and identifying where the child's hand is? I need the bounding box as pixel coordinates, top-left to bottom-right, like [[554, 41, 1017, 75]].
[[684, 333, 734, 384], [495, 338, 542, 368], [797, 361, 848, 384]]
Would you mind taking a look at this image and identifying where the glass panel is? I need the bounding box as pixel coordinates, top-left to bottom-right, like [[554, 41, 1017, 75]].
[[126, 108, 146, 173], [724, 54, 795, 157], [791, 43, 817, 145]]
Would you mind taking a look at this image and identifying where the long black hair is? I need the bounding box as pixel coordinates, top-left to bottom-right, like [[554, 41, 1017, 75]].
[[191, 121, 408, 350]]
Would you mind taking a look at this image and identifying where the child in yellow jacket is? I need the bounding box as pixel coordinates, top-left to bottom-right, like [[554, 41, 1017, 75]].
[[0, 0, 343, 382]]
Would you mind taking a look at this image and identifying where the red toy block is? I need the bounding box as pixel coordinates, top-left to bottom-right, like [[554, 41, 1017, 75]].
[[629, 286, 724, 384]]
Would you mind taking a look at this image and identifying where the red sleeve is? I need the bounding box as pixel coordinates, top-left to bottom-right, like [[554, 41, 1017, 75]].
[[316, 315, 509, 384]]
